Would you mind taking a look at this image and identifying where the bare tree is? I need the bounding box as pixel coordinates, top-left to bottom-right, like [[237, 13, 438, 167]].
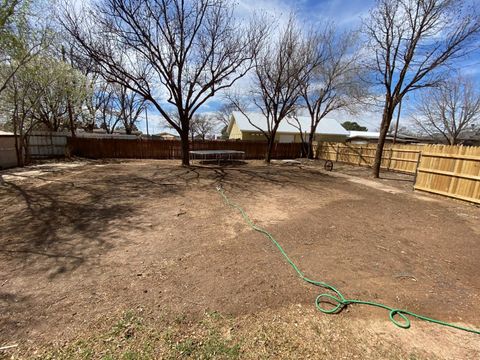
[[364, 0, 480, 177], [115, 85, 146, 135], [286, 112, 309, 156], [229, 17, 315, 163], [97, 88, 119, 134], [412, 77, 480, 144], [300, 27, 364, 158], [215, 103, 236, 127], [82, 77, 114, 131], [191, 114, 218, 140], [94, 83, 145, 134], [60, 0, 266, 166], [215, 103, 236, 138]]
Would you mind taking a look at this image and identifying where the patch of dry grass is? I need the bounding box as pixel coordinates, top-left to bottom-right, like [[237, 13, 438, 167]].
[[15, 305, 435, 360]]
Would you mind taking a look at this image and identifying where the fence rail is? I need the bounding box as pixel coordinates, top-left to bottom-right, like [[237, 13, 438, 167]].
[[67, 137, 304, 160], [316, 142, 480, 204], [315, 142, 421, 174], [413, 145, 480, 204]]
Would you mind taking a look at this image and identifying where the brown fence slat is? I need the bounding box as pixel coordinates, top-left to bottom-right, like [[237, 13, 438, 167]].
[[67, 138, 304, 161]]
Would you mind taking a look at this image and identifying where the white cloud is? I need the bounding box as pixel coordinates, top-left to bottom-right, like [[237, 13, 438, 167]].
[[68, 0, 480, 130]]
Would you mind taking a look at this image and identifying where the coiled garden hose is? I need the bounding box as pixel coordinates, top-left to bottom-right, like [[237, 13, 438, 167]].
[[216, 185, 480, 335]]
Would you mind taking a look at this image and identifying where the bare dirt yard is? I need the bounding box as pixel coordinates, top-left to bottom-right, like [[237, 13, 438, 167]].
[[1, 159, 479, 359]]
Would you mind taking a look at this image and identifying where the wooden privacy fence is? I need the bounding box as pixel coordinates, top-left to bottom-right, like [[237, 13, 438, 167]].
[[0, 134, 17, 169], [414, 145, 480, 204], [67, 137, 304, 160], [48, 136, 480, 204], [316, 142, 480, 204], [28, 131, 68, 159], [316, 142, 421, 174]]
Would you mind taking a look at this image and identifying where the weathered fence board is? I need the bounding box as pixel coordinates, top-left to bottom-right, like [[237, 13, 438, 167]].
[[28, 131, 68, 159], [67, 137, 304, 160], [316, 141, 480, 204], [413, 145, 480, 204], [0, 135, 17, 169], [316, 142, 422, 174]]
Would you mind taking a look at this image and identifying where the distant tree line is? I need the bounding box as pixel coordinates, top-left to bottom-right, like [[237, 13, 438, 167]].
[[0, 0, 148, 165]]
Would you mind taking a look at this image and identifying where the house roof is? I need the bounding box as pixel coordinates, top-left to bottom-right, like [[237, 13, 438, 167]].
[[230, 111, 349, 136], [153, 132, 179, 137], [348, 131, 423, 143], [0, 130, 14, 136], [348, 131, 381, 139]]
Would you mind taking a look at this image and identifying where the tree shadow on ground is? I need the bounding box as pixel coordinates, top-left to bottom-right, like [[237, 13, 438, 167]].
[[0, 166, 189, 279], [150, 162, 333, 193], [1, 179, 137, 278], [0, 162, 334, 279], [197, 163, 334, 197]]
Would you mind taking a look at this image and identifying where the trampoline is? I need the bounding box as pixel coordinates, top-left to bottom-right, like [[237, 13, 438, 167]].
[[189, 150, 246, 164]]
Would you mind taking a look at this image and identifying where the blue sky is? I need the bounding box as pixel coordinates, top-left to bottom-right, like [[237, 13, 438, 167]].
[[136, 0, 480, 134]]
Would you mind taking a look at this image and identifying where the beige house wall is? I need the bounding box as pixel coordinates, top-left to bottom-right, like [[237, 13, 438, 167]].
[[228, 120, 244, 140], [228, 122, 347, 143]]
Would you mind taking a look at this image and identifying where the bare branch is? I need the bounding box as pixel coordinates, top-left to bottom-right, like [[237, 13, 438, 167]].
[[363, 0, 480, 177], [412, 76, 480, 144], [59, 0, 267, 165]]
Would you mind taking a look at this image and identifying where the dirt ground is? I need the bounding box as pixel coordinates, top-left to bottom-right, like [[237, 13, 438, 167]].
[[0, 159, 479, 359]]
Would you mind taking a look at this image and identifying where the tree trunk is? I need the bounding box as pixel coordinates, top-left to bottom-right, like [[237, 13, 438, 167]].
[[67, 99, 75, 137], [307, 131, 315, 159], [12, 111, 24, 167], [372, 105, 394, 178], [14, 132, 24, 167], [180, 131, 190, 166], [448, 134, 455, 145], [23, 135, 30, 165], [265, 137, 275, 163]]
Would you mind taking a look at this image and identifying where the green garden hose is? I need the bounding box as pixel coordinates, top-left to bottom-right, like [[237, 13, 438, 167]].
[[216, 185, 480, 335]]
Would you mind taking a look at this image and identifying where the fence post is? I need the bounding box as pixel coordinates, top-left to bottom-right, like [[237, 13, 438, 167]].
[[358, 147, 362, 165], [413, 152, 423, 187], [387, 148, 393, 171]]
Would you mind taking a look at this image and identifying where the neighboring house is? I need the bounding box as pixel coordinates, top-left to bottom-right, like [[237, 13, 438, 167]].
[[347, 131, 421, 144], [455, 129, 480, 146], [75, 129, 139, 139], [417, 129, 480, 146], [227, 111, 349, 143], [152, 132, 180, 140], [0, 131, 18, 169], [344, 129, 480, 145]]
